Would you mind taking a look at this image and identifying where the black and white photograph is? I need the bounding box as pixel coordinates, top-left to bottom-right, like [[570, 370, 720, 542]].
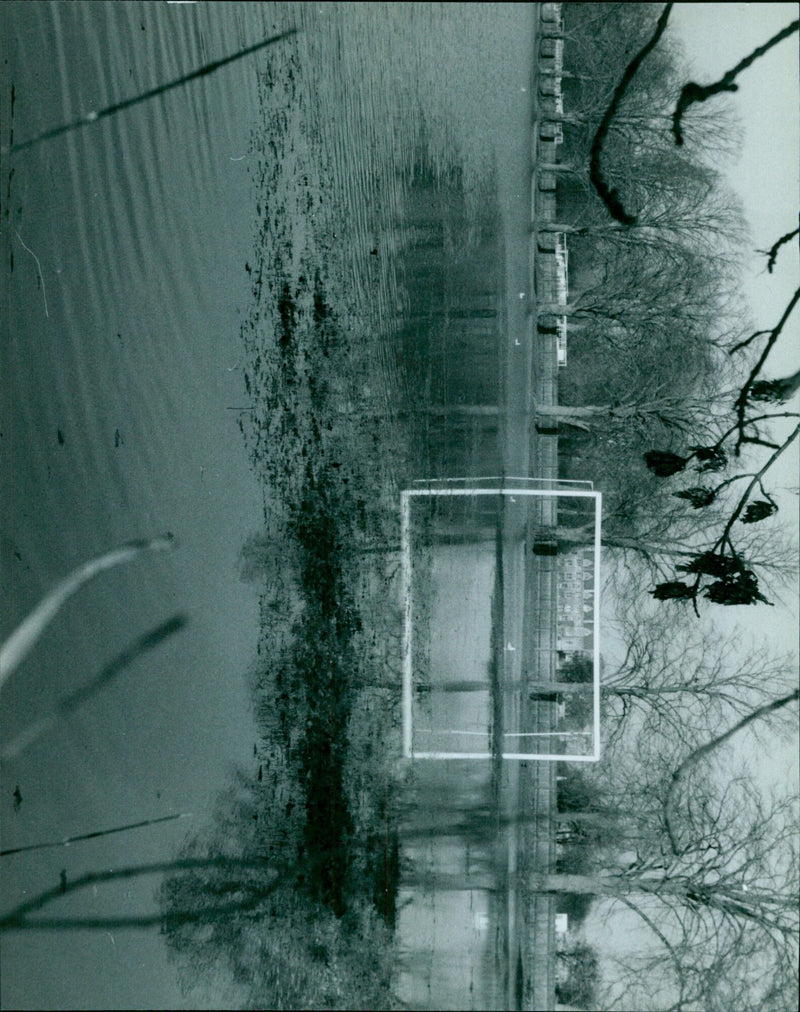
[[1, 3, 798, 1009]]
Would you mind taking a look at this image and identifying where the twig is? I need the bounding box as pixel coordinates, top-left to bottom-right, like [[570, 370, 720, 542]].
[[672, 19, 800, 145], [734, 288, 800, 447], [664, 690, 799, 854], [715, 413, 800, 451], [759, 227, 799, 274], [615, 894, 687, 1007], [14, 230, 49, 317], [730, 329, 770, 355], [589, 3, 674, 225], [8, 29, 298, 155], [739, 434, 779, 450], [720, 423, 800, 534]]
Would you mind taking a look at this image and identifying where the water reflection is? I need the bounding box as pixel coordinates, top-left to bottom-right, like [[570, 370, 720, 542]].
[[224, 8, 533, 1008], [2, 3, 535, 1008]]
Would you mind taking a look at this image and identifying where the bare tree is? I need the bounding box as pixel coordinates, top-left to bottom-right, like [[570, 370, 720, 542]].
[[577, 3, 799, 611], [536, 388, 726, 438], [644, 286, 800, 609], [546, 469, 795, 599], [426, 767, 798, 1011], [588, 3, 674, 225], [598, 594, 797, 747]]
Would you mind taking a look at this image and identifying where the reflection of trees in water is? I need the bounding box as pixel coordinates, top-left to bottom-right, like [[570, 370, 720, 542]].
[[158, 765, 399, 1009], [153, 39, 512, 1010], [160, 249, 408, 1003], [395, 166, 505, 479], [397, 760, 510, 1008], [157, 475, 404, 1004]]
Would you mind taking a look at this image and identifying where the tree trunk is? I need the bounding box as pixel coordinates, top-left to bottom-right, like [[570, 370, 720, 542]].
[[602, 685, 694, 698], [526, 873, 784, 922], [535, 399, 691, 427], [538, 222, 619, 235], [533, 401, 648, 433], [552, 526, 697, 559], [529, 872, 634, 896], [529, 681, 593, 694], [541, 113, 590, 126], [544, 112, 678, 126], [416, 404, 500, 417], [535, 403, 615, 420], [537, 302, 586, 317], [397, 861, 766, 911], [553, 812, 619, 826], [537, 162, 582, 174]]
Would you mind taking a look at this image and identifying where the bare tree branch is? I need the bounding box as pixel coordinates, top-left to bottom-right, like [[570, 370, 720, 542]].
[[7, 29, 298, 156], [664, 690, 800, 854], [734, 287, 800, 440], [717, 421, 800, 544], [0, 812, 191, 859], [759, 226, 800, 274], [589, 3, 674, 224], [0, 536, 175, 686], [672, 19, 800, 145], [615, 893, 688, 1007], [730, 329, 771, 354]]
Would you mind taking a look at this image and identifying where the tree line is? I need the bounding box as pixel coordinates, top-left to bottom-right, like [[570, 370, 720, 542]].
[[536, 6, 799, 1008]]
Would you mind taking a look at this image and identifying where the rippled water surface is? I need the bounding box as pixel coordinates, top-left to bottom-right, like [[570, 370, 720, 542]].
[[2, 4, 534, 1007]]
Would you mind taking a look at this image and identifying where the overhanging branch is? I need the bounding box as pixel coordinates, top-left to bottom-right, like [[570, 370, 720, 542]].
[[589, 4, 674, 224], [759, 227, 800, 274], [672, 19, 800, 145], [734, 288, 800, 437], [8, 29, 298, 155], [664, 690, 800, 854]]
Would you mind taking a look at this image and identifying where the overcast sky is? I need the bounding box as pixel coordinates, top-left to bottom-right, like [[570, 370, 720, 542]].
[[670, 4, 798, 366]]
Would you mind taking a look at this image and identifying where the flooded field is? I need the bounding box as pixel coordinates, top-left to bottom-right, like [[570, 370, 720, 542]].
[[2, 4, 544, 1008]]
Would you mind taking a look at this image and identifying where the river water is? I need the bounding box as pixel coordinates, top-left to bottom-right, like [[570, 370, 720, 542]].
[[1, 4, 535, 1007]]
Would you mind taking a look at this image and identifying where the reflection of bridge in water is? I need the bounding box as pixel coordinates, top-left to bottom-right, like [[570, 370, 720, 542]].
[[394, 5, 599, 1007]]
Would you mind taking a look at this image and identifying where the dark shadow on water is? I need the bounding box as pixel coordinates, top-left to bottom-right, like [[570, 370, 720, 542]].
[[1, 856, 286, 931]]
